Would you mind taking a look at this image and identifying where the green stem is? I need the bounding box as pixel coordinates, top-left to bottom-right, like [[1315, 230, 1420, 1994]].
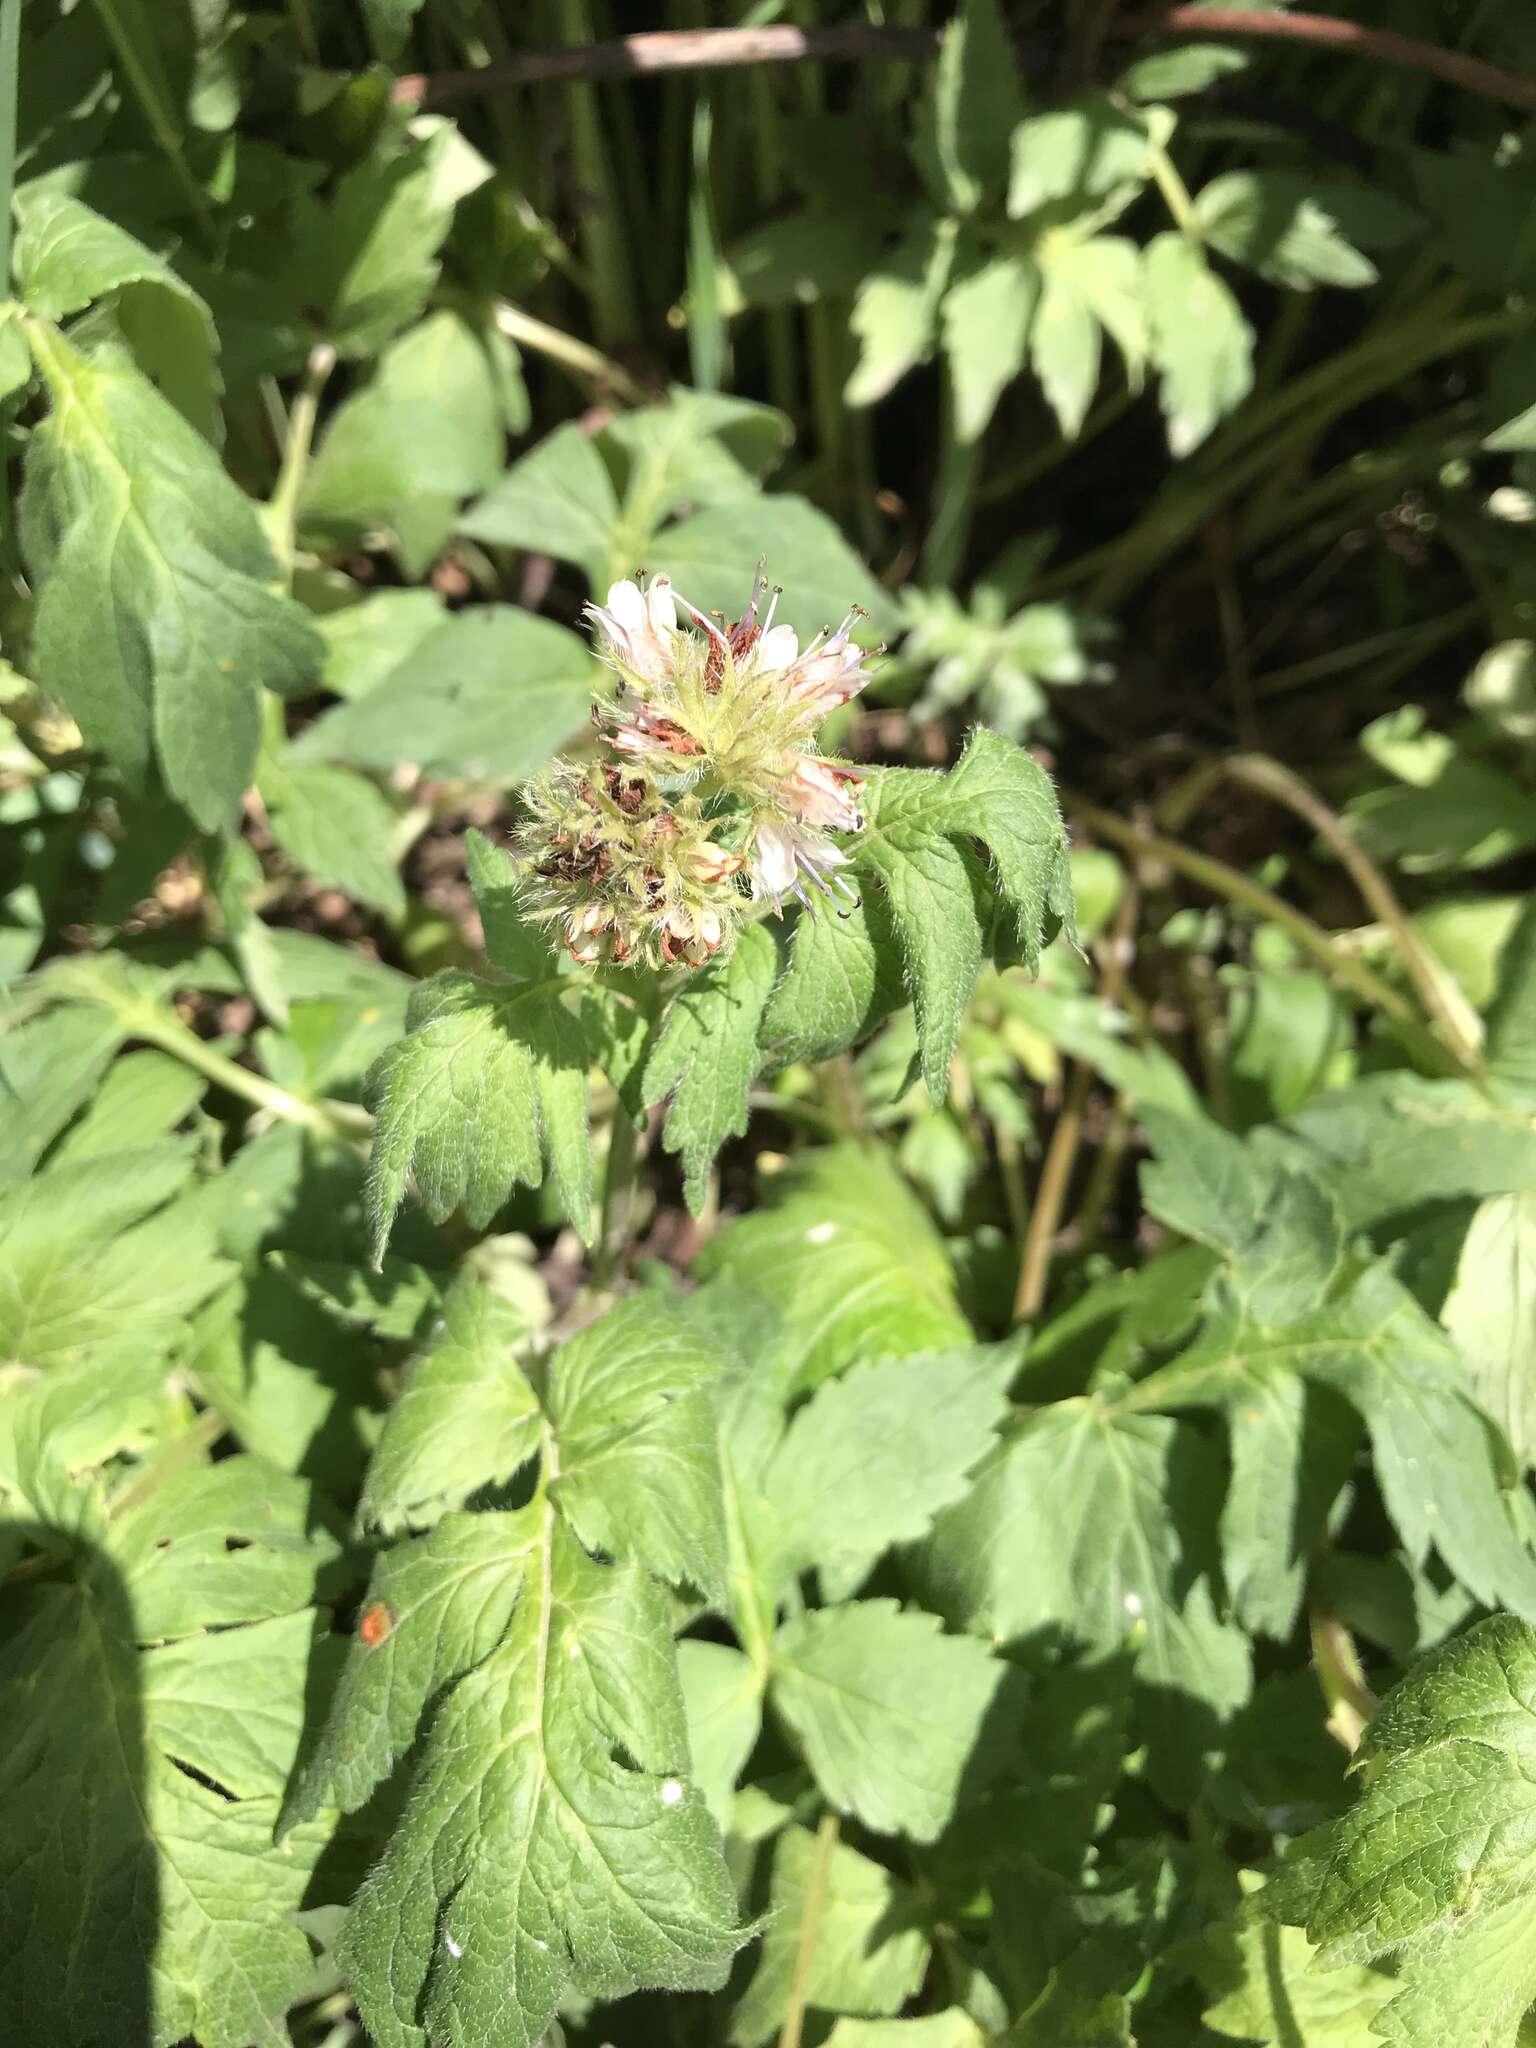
[[1147, 133, 1200, 239], [591, 1103, 641, 1289], [1310, 1610, 1377, 1755], [1063, 793, 1453, 1070], [121, 1000, 354, 1137], [0, 0, 20, 293], [91, 0, 217, 239], [264, 340, 335, 581], [777, 1811, 841, 2048], [494, 298, 646, 402], [107, 1407, 226, 1520], [552, 0, 637, 345]]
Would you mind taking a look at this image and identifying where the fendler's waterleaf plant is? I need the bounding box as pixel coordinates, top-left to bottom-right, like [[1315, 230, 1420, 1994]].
[[365, 562, 1073, 1247], [281, 1295, 747, 2048]]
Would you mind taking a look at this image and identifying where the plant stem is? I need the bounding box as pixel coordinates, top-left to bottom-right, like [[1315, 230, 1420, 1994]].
[[494, 299, 647, 402], [120, 1000, 354, 1138], [1062, 792, 1452, 1069], [106, 1407, 227, 1520], [264, 340, 335, 579], [91, 0, 217, 239], [1310, 1609, 1377, 1755], [1146, 132, 1200, 239], [0, 0, 20, 294], [1220, 753, 1486, 1074], [1013, 881, 1139, 1324], [592, 1104, 641, 1289], [777, 1811, 841, 2048], [552, 0, 637, 346]]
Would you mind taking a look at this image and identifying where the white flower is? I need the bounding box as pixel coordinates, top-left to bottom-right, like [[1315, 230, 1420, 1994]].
[[780, 611, 874, 718], [750, 818, 859, 916], [779, 755, 865, 832], [585, 574, 679, 687]]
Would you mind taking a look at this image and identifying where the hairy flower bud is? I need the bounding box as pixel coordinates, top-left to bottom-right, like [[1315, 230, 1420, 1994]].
[[517, 759, 742, 970]]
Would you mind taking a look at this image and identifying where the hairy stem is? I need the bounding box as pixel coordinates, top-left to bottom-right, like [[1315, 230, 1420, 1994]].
[[264, 340, 336, 579]]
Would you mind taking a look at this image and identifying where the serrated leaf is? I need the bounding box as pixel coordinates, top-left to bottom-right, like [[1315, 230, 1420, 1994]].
[[730, 1825, 931, 2047], [1031, 234, 1144, 439], [364, 966, 593, 1259], [700, 1145, 971, 1392], [921, 1401, 1250, 1803], [644, 922, 778, 1214], [1443, 1193, 1536, 1470], [846, 214, 956, 408], [281, 1510, 533, 1827], [19, 323, 321, 830], [1273, 1615, 1536, 2048], [1, 1454, 333, 2048], [941, 251, 1039, 443], [756, 889, 908, 1072], [1008, 95, 1157, 219], [1133, 1261, 1536, 1624], [918, 0, 1022, 215], [1198, 1900, 1395, 2044], [763, 1345, 1013, 1598], [15, 186, 220, 440], [853, 728, 1075, 1096], [0, 998, 127, 1185], [1195, 170, 1382, 290], [49, 1048, 205, 1166], [0, 1143, 231, 1371], [771, 1601, 1004, 1841], [1145, 230, 1253, 456], [359, 1276, 542, 1534], [338, 1517, 744, 2048], [546, 1293, 728, 1599]]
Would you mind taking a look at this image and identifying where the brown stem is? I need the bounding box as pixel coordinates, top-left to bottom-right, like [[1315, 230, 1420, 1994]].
[[394, 25, 941, 108], [393, 12, 1536, 115], [1013, 881, 1140, 1324], [1125, 7, 1536, 115]]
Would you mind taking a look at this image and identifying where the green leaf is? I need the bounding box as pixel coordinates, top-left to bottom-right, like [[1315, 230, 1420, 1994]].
[[317, 589, 448, 700], [730, 1825, 931, 2047], [644, 922, 778, 1214], [48, 1048, 205, 1166], [651, 489, 900, 641], [701, 1145, 972, 1392], [545, 1292, 729, 1599], [1195, 170, 1382, 290], [339, 1515, 743, 2048], [1008, 95, 1158, 219], [358, 1276, 543, 1534], [365, 965, 593, 1258], [771, 1601, 1004, 1841], [291, 604, 594, 784], [846, 215, 956, 408], [940, 251, 1039, 443], [281, 1509, 532, 1826], [459, 418, 620, 578], [677, 1638, 764, 1827], [756, 892, 908, 1072], [1197, 1897, 1395, 2044], [0, 1143, 231, 1371], [0, 999, 127, 1185], [14, 186, 220, 440], [921, 1401, 1251, 1803], [1145, 231, 1253, 456], [260, 756, 405, 920], [1, 1455, 334, 2048], [1273, 1615, 1536, 2048], [854, 728, 1076, 1096], [20, 323, 322, 830], [1487, 894, 1536, 1102], [1031, 234, 1144, 439], [300, 119, 490, 357], [919, 0, 1023, 214], [301, 310, 503, 575], [1134, 1262, 1536, 1625], [1443, 1194, 1536, 1470], [763, 1345, 1014, 1598]]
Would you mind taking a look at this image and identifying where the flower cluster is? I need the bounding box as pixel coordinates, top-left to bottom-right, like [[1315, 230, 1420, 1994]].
[[517, 566, 879, 969]]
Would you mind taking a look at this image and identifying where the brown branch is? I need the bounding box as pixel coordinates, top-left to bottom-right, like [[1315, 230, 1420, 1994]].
[[1125, 7, 1536, 112], [393, 25, 940, 110], [393, 9, 1536, 115]]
